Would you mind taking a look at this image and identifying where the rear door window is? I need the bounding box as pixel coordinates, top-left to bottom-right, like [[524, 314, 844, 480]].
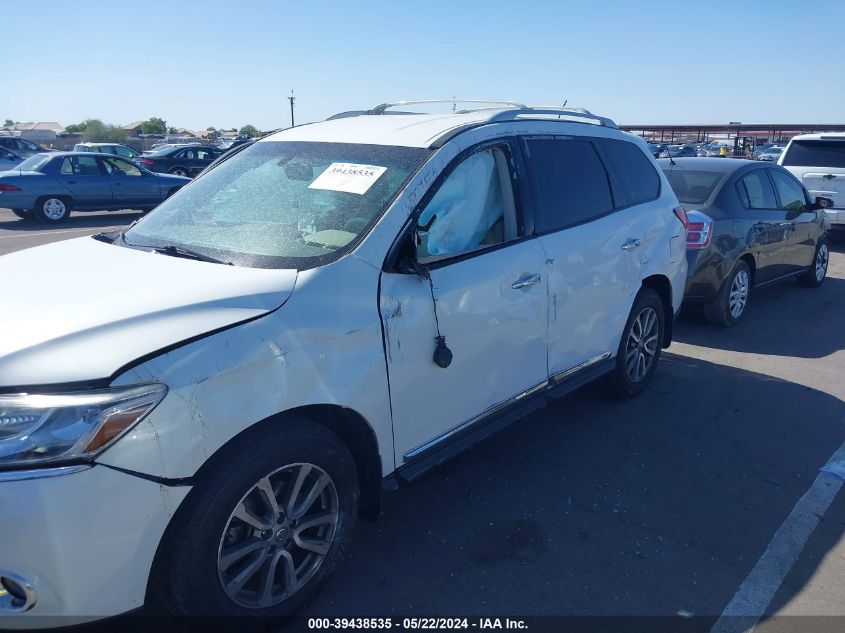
[[595, 138, 660, 206], [525, 138, 614, 232], [782, 140, 845, 168], [738, 170, 778, 209]]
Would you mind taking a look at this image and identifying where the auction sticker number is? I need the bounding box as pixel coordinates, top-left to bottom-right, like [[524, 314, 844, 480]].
[[308, 163, 388, 195]]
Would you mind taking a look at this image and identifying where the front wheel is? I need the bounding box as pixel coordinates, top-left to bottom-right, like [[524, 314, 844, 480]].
[[798, 239, 828, 288], [606, 287, 665, 399], [157, 418, 359, 617]]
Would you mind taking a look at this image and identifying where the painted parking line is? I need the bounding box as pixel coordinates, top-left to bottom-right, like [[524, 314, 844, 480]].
[[0, 225, 125, 240], [711, 440, 845, 633]]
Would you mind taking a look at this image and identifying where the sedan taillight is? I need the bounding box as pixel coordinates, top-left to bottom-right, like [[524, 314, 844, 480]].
[[0, 183, 21, 192], [686, 211, 714, 249], [673, 206, 689, 229], [139, 158, 155, 166]]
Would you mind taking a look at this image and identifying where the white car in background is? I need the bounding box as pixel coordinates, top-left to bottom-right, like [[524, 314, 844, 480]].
[[0, 100, 687, 625], [779, 133, 845, 227]]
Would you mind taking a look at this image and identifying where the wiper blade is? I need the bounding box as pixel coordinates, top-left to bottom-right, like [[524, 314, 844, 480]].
[[151, 244, 233, 265]]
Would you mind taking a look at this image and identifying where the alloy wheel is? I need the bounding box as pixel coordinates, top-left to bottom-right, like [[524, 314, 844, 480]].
[[42, 198, 67, 221], [625, 306, 659, 383], [729, 269, 750, 319], [217, 463, 339, 609], [816, 243, 829, 282]]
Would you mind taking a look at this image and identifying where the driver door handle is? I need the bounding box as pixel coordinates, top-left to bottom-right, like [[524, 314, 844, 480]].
[[512, 273, 541, 290], [621, 238, 641, 251]]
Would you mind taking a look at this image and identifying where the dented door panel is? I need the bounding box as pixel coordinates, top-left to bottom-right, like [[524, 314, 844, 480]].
[[380, 239, 549, 463]]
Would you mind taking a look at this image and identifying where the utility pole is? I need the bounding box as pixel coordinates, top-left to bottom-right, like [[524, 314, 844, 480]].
[[287, 90, 296, 128]]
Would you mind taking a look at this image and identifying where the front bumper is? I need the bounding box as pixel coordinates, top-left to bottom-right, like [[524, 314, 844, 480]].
[[0, 464, 189, 629]]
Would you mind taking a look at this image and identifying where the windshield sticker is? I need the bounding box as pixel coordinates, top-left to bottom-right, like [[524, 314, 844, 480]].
[[308, 163, 387, 195]]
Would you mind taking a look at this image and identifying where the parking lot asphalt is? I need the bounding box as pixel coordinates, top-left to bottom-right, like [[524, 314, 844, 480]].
[[1, 207, 843, 630]]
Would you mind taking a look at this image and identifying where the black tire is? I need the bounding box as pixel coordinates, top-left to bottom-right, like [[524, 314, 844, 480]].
[[35, 196, 71, 223], [606, 287, 665, 399], [798, 238, 828, 288], [169, 167, 190, 177], [157, 417, 359, 618], [704, 260, 751, 327], [11, 209, 31, 220]]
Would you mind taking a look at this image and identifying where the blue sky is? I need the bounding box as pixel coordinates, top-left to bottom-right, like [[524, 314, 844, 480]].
[[4, 0, 844, 131]]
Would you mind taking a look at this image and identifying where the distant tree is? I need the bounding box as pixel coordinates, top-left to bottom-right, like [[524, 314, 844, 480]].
[[239, 124, 260, 138], [168, 127, 177, 134], [3, 119, 13, 128], [139, 117, 167, 135], [64, 121, 88, 133], [206, 126, 216, 131], [81, 119, 127, 143]]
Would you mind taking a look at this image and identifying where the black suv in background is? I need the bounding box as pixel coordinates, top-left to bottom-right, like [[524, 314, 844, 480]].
[[137, 145, 222, 177]]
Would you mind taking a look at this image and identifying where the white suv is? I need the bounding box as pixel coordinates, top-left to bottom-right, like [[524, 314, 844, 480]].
[[0, 101, 687, 624], [779, 132, 845, 226]]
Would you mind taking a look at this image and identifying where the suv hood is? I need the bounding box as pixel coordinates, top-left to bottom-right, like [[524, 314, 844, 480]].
[[0, 237, 297, 387]]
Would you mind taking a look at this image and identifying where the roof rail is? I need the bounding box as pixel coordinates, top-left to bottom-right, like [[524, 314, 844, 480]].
[[486, 107, 618, 129], [371, 99, 527, 114]]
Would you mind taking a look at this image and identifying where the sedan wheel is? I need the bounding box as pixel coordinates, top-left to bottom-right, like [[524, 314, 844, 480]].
[[37, 197, 70, 223], [171, 168, 189, 177], [728, 269, 750, 319], [705, 260, 752, 327], [217, 463, 339, 609], [815, 243, 829, 282], [799, 240, 829, 288]]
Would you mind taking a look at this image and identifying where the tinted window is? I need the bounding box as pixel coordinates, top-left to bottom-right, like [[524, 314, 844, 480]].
[[738, 170, 777, 209], [527, 138, 613, 232], [782, 140, 845, 168], [770, 170, 807, 212], [597, 139, 660, 206]]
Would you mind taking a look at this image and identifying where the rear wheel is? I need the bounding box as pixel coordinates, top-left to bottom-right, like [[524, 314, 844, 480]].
[[606, 287, 664, 399], [170, 167, 189, 177], [157, 417, 359, 617], [798, 239, 828, 288], [704, 261, 751, 327], [36, 197, 70, 223]]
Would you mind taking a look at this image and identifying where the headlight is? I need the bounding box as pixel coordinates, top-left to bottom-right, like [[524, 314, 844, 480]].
[[0, 383, 167, 469]]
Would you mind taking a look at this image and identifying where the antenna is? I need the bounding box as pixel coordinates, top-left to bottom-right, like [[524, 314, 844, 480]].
[[287, 90, 296, 128]]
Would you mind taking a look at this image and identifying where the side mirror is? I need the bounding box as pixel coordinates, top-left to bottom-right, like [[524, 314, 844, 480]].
[[816, 196, 834, 209]]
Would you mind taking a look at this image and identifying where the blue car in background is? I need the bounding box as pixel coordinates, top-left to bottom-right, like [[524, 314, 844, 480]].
[[0, 152, 191, 222], [0, 146, 24, 172]]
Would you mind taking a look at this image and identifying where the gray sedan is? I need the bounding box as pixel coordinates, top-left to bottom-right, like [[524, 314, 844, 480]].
[[659, 158, 831, 326], [0, 152, 190, 222]]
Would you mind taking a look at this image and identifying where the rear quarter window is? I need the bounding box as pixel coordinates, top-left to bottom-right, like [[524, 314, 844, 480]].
[[596, 138, 661, 206], [525, 138, 614, 232]]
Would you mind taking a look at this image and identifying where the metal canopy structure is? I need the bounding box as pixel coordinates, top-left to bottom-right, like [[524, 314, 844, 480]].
[[620, 123, 845, 143]]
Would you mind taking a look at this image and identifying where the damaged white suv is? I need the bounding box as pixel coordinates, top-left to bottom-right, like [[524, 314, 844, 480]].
[[0, 101, 687, 624]]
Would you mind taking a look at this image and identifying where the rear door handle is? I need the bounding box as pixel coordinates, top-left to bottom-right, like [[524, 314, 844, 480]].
[[512, 273, 541, 290], [621, 238, 641, 251]]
